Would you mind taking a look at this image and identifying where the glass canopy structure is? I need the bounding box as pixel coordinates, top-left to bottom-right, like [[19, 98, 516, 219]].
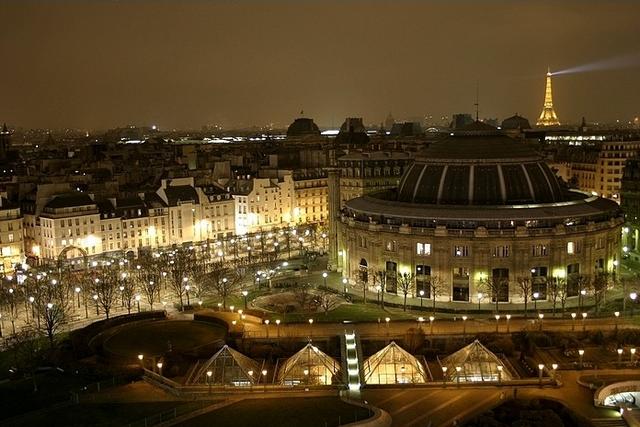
[[362, 341, 428, 385], [277, 343, 341, 386], [440, 340, 512, 382], [190, 345, 261, 386]]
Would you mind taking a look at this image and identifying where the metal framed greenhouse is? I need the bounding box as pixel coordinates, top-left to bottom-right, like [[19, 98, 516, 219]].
[[439, 340, 512, 382], [362, 341, 428, 385], [277, 343, 341, 386]]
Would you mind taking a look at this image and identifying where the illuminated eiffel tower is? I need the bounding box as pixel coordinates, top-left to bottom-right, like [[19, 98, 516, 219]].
[[536, 68, 560, 126]]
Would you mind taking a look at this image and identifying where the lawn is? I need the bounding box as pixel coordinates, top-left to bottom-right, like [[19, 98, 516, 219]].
[[102, 320, 226, 357], [178, 397, 371, 427]]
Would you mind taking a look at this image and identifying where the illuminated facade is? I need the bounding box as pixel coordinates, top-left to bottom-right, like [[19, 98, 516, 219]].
[[536, 69, 561, 127], [292, 169, 328, 225], [232, 174, 295, 235], [336, 128, 623, 306], [0, 195, 24, 273]]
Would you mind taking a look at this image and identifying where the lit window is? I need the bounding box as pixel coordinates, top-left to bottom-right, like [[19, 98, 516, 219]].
[[417, 243, 432, 256], [567, 241, 575, 255]]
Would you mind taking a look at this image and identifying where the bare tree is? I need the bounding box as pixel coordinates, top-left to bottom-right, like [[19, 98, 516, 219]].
[[515, 277, 533, 318], [373, 270, 387, 308], [592, 272, 610, 314], [351, 268, 369, 305], [32, 278, 71, 347], [6, 327, 43, 392], [549, 277, 569, 317], [293, 283, 316, 313], [397, 272, 415, 311], [478, 277, 505, 313], [428, 275, 448, 315], [209, 264, 243, 309], [90, 266, 120, 319], [133, 260, 162, 311], [160, 247, 200, 310], [317, 288, 340, 316]]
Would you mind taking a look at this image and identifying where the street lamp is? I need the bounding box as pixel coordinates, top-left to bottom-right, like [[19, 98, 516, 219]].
[[630, 292, 638, 317], [419, 290, 425, 308], [138, 354, 144, 368], [477, 293, 483, 311], [308, 318, 313, 338], [322, 272, 328, 288], [505, 314, 511, 333], [157, 362, 163, 376], [533, 292, 539, 312], [242, 290, 248, 309], [184, 284, 191, 307], [494, 314, 500, 333], [207, 370, 213, 394], [455, 366, 462, 388], [538, 312, 544, 331], [538, 364, 545, 387], [462, 315, 468, 336], [571, 312, 577, 331], [441, 366, 448, 386], [429, 316, 435, 334], [614, 311, 620, 331], [342, 278, 348, 297], [276, 319, 281, 337], [74, 287, 81, 308], [631, 348, 636, 365], [417, 316, 425, 330], [580, 289, 586, 312], [582, 312, 587, 332], [551, 363, 558, 381], [578, 349, 585, 369], [93, 294, 99, 316], [385, 317, 391, 336], [617, 348, 624, 366], [264, 319, 270, 338]]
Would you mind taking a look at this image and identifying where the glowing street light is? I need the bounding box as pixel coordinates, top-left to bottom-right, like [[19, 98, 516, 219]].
[[385, 317, 391, 336], [578, 349, 585, 369], [207, 370, 213, 394], [631, 348, 636, 364], [419, 289, 425, 308], [538, 364, 545, 387], [571, 312, 577, 331], [441, 366, 448, 386], [429, 316, 435, 334], [551, 363, 558, 381], [494, 314, 500, 333], [322, 272, 328, 288], [505, 314, 511, 333], [533, 291, 539, 312], [538, 312, 544, 331], [242, 290, 248, 309], [275, 319, 281, 337], [477, 293, 483, 311], [455, 366, 462, 388], [462, 315, 468, 336], [582, 312, 587, 332], [617, 348, 624, 366], [614, 311, 620, 331], [630, 292, 637, 317], [157, 362, 163, 376]]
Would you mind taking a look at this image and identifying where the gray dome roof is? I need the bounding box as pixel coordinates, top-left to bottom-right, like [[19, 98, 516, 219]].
[[287, 118, 320, 137], [501, 114, 531, 130], [397, 134, 564, 205]]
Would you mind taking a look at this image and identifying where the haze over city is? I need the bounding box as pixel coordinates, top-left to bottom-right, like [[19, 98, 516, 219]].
[[2, 0, 640, 130]]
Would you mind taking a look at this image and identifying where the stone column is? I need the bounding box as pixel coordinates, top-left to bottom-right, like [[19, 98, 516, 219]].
[[327, 167, 341, 271]]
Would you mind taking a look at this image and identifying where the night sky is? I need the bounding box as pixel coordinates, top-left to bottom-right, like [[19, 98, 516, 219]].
[[2, 0, 639, 130]]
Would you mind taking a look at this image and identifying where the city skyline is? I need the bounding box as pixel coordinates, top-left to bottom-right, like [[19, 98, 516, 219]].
[[2, 0, 640, 130]]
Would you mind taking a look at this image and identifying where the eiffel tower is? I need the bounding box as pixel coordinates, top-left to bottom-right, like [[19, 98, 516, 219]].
[[536, 68, 560, 126]]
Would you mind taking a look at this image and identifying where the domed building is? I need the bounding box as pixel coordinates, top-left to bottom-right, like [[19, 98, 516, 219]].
[[286, 117, 321, 137], [501, 114, 531, 131], [333, 128, 623, 306]]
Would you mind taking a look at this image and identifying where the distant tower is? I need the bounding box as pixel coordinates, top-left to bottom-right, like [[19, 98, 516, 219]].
[[536, 68, 560, 126], [0, 123, 11, 160]]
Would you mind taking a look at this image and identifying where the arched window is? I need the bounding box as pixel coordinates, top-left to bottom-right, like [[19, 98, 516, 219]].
[[359, 258, 368, 284]]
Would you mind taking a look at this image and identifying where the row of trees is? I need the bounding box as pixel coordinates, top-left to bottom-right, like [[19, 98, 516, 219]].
[[348, 268, 623, 315]]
